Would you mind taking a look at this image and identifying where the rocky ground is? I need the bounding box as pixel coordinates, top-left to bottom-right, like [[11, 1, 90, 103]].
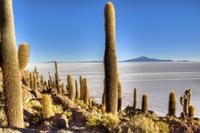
[[0, 70, 200, 133]]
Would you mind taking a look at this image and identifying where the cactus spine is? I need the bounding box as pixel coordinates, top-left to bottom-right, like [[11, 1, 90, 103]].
[[133, 88, 137, 110], [117, 73, 122, 111], [75, 80, 80, 99], [18, 43, 30, 71], [168, 91, 176, 117], [0, 0, 24, 127], [67, 74, 74, 100], [142, 94, 148, 113], [104, 2, 118, 115], [42, 94, 53, 119], [188, 105, 195, 118]]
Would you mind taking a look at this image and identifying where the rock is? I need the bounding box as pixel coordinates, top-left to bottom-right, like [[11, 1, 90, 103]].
[[22, 85, 36, 103], [40, 120, 52, 131], [72, 109, 86, 127], [53, 114, 69, 128], [53, 95, 75, 110], [32, 89, 42, 99]]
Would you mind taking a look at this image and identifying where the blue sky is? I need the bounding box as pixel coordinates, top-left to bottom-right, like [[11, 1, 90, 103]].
[[13, 0, 200, 62]]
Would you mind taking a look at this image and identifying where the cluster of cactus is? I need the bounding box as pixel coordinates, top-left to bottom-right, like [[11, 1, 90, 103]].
[[78, 76, 90, 104], [180, 89, 195, 118]]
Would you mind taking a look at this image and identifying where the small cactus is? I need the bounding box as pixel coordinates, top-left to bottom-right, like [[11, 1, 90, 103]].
[[104, 2, 118, 115], [188, 105, 195, 118], [75, 80, 80, 99], [142, 94, 148, 113], [18, 43, 30, 71], [168, 91, 176, 117], [67, 74, 74, 100], [42, 94, 53, 119], [133, 88, 137, 110]]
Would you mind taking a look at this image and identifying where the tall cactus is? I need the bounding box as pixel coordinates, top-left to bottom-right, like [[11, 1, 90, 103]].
[[133, 88, 137, 110], [168, 91, 176, 117], [79, 76, 83, 100], [142, 94, 148, 114], [104, 2, 118, 115], [117, 73, 122, 111], [54, 61, 60, 94], [83, 78, 89, 104], [0, 0, 24, 127], [18, 43, 30, 71], [67, 74, 74, 100], [75, 80, 80, 99]]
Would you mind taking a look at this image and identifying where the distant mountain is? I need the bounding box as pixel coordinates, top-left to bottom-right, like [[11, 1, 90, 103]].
[[124, 56, 174, 62]]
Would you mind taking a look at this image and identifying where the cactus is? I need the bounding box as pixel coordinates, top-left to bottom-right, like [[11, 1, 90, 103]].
[[61, 83, 65, 94], [83, 78, 89, 104], [29, 72, 33, 89], [18, 43, 30, 71], [54, 61, 60, 94], [0, 0, 24, 127], [79, 76, 83, 100], [42, 94, 53, 119], [33, 73, 37, 90], [188, 105, 195, 118], [142, 94, 148, 113], [180, 89, 192, 117], [168, 91, 176, 117], [133, 88, 137, 110], [117, 73, 122, 111], [183, 98, 189, 116], [104, 2, 118, 115], [67, 74, 74, 100], [75, 80, 80, 99]]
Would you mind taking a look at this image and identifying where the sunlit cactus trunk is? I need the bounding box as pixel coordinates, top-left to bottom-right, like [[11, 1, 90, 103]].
[[104, 2, 118, 115], [0, 0, 24, 127]]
